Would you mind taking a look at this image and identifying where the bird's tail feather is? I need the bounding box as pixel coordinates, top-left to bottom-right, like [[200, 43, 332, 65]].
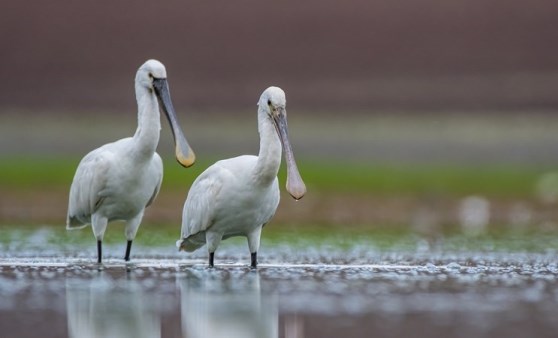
[[176, 232, 206, 252], [66, 215, 89, 230]]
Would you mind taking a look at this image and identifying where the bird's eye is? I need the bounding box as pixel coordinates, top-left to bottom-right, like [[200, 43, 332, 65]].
[[267, 99, 271, 106], [148, 73, 154, 79]]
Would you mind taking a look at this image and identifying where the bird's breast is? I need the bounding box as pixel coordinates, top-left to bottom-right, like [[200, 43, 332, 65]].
[[211, 183, 280, 235], [97, 158, 161, 221]]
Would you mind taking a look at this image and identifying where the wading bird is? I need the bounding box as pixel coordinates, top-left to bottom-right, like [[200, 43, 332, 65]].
[[67, 59, 195, 263], [177, 86, 305, 268]]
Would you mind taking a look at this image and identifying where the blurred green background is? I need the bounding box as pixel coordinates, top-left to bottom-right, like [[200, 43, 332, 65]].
[[2, 1, 558, 250]]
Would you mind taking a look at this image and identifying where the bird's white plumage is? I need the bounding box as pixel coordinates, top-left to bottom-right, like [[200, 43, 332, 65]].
[[66, 59, 193, 262], [179, 155, 280, 252], [67, 138, 163, 229], [178, 87, 305, 266]]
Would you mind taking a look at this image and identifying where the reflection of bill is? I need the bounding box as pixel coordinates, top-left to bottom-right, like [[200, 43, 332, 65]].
[[65, 273, 160, 338], [179, 270, 278, 338]]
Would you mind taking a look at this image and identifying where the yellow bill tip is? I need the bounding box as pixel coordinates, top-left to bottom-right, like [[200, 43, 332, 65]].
[[176, 148, 196, 168]]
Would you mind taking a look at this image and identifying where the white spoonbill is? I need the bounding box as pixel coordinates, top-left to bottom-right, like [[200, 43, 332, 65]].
[[67, 59, 195, 263], [177, 86, 305, 268]]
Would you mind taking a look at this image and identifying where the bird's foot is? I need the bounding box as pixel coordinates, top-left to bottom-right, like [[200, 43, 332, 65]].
[[208, 252, 215, 268], [250, 252, 258, 269], [97, 240, 103, 265], [124, 240, 133, 262]]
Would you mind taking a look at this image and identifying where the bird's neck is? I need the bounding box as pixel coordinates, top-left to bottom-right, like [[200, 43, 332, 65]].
[[132, 87, 161, 159], [254, 111, 282, 185]]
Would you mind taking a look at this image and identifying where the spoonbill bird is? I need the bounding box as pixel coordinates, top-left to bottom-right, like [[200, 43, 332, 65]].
[[67, 59, 195, 263], [177, 86, 305, 268]]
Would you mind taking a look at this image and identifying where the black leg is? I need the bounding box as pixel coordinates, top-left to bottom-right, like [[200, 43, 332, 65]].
[[251, 252, 258, 269], [209, 252, 215, 268], [97, 240, 102, 264], [124, 240, 133, 262]]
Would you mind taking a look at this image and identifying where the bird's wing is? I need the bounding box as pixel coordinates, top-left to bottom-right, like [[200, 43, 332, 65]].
[[145, 153, 164, 208], [181, 164, 228, 238], [66, 147, 113, 228]]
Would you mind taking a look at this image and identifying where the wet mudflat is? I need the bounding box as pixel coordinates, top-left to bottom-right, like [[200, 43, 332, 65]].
[[1, 248, 557, 338]]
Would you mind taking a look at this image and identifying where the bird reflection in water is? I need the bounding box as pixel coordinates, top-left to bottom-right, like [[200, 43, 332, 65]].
[[65, 272, 161, 338], [179, 269, 278, 338]]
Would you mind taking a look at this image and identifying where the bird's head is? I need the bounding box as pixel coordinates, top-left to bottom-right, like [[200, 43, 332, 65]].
[[258, 86, 306, 200], [136, 59, 168, 90], [135, 59, 195, 168]]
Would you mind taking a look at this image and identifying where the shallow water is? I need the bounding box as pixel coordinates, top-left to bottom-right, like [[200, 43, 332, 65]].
[[1, 226, 558, 337], [1, 249, 558, 338]]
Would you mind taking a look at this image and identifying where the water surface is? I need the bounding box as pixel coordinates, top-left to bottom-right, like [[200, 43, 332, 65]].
[[1, 247, 557, 338]]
